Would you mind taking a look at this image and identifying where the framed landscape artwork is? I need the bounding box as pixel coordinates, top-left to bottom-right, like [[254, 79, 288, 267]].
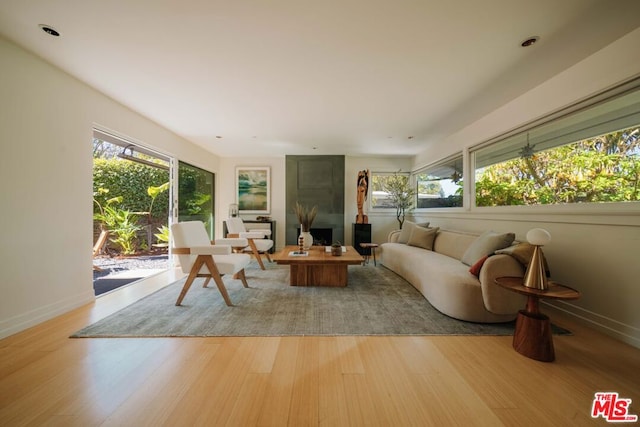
[[236, 166, 270, 214]]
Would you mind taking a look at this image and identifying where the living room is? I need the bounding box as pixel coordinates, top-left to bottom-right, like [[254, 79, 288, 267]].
[[1, 1, 639, 424]]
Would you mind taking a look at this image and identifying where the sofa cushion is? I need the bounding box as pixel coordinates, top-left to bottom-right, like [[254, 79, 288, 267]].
[[468, 254, 490, 277], [407, 226, 439, 250], [432, 230, 479, 260], [461, 230, 515, 266], [495, 242, 550, 275], [397, 221, 430, 244]]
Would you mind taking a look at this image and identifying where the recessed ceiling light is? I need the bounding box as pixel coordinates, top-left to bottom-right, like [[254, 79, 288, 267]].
[[521, 36, 539, 47], [39, 24, 60, 37]]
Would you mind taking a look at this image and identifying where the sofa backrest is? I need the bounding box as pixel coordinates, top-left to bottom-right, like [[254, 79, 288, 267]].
[[433, 229, 479, 260]]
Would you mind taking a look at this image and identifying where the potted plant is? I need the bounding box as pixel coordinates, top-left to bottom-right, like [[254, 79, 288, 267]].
[[383, 171, 416, 229]]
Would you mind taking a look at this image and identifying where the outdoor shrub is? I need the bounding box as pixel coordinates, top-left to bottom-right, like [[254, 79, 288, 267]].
[[93, 158, 170, 221]]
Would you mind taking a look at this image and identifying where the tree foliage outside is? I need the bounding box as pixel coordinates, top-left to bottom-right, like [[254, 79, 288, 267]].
[[475, 127, 640, 206], [378, 171, 416, 229], [178, 167, 212, 218], [93, 136, 175, 253], [177, 164, 214, 236], [92, 138, 122, 158], [369, 174, 394, 208], [93, 158, 170, 221]]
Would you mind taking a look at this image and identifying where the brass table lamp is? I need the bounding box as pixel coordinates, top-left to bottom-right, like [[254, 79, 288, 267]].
[[523, 228, 551, 290]]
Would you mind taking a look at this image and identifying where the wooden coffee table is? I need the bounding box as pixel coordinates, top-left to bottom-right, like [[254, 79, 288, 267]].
[[272, 245, 364, 287]]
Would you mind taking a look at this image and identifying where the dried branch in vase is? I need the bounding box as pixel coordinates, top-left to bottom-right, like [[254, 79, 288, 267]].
[[293, 202, 318, 232]]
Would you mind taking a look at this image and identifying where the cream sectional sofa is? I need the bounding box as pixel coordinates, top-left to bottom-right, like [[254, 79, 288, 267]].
[[379, 223, 527, 323]]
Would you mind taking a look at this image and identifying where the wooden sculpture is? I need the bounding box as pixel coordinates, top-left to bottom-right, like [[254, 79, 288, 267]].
[[356, 169, 369, 224]]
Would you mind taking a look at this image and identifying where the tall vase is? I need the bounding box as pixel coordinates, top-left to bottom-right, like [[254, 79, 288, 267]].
[[300, 230, 313, 250]]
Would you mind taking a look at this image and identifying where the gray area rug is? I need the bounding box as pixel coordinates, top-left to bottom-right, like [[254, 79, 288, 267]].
[[72, 264, 568, 337]]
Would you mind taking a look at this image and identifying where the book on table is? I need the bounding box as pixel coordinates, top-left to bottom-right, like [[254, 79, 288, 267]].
[[288, 251, 309, 257]]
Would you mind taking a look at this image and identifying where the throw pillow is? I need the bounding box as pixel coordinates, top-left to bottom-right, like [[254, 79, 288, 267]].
[[397, 221, 430, 244], [495, 242, 551, 276], [468, 254, 490, 277], [460, 230, 516, 266], [495, 243, 534, 265], [407, 226, 439, 250]]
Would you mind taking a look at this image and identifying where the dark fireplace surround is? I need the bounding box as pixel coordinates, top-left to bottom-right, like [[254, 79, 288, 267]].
[[286, 155, 345, 246], [296, 227, 333, 246]]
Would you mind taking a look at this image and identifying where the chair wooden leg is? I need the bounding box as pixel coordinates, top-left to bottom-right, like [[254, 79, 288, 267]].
[[265, 252, 272, 263], [176, 256, 206, 306], [255, 254, 266, 270], [237, 269, 249, 288], [202, 277, 211, 288], [248, 239, 266, 270], [203, 256, 233, 306]]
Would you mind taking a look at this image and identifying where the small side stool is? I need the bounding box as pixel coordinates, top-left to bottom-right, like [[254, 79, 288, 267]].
[[359, 243, 379, 266]]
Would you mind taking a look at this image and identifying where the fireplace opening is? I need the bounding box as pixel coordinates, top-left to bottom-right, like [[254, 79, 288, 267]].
[[297, 227, 333, 246]]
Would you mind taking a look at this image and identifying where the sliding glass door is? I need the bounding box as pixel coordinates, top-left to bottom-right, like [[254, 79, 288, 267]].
[[92, 129, 171, 295], [177, 161, 215, 239]]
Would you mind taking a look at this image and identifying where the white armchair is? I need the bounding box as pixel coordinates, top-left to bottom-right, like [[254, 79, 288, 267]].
[[171, 221, 251, 306], [225, 218, 274, 270]]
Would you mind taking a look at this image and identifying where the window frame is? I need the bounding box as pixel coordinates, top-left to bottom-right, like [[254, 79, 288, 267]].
[[413, 153, 465, 211], [368, 171, 412, 212], [466, 77, 640, 221]]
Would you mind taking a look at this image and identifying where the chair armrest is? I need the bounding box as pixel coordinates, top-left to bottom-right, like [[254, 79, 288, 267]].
[[479, 254, 527, 314], [215, 238, 248, 248]]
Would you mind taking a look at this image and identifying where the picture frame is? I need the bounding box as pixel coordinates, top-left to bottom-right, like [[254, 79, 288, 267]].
[[236, 166, 270, 214]]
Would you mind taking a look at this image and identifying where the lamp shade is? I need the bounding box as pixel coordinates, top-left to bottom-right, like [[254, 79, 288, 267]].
[[526, 228, 551, 246]]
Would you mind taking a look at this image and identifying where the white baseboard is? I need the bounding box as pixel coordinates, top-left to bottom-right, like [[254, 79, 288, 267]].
[[0, 291, 96, 340], [544, 300, 640, 349]]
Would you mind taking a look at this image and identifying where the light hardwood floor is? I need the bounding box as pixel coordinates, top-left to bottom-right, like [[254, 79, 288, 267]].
[[1, 268, 638, 426]]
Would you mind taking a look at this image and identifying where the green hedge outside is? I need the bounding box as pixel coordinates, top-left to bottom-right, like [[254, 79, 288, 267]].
[[93, 158, 170, 222]]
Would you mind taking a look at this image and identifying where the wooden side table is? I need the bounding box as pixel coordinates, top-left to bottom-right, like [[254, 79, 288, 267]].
[[495, 276, 580, 362], [359, 243, 379, 266]]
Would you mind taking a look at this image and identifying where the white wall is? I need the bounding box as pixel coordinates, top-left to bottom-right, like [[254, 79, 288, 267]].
[[0, 36, 221, 339], [411, 28, 640, 348]]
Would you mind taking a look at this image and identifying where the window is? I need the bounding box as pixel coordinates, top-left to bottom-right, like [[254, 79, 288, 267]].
[[414, 154, 463, 208], [369, 171, 410, 209], [473, 80, 640, 207], [178, 161, 215, 239]]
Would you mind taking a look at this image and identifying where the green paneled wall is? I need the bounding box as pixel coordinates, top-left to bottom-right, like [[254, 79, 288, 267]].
[[285, 155, 345, 245]]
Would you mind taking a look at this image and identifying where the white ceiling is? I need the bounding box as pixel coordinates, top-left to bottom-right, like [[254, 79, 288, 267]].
[[1, 0, 639, 158]]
